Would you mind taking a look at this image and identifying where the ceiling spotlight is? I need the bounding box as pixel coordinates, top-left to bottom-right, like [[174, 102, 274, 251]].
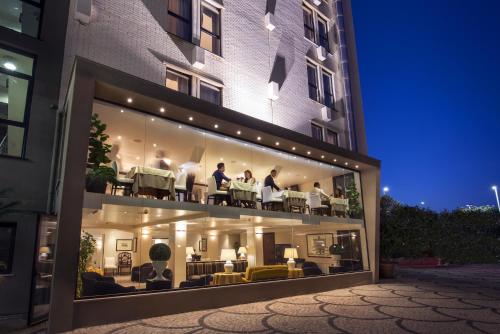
[[237, 130, 241, 135], [151, 118, 155, 122], [117, 135, 122, 140], [127, 97, 133, 103], [214, 124, 219, 128], [257, 136, 261, 141], [307, 151, 311, 155], [355, 165, 359, 169], [160, 107, 165, 113], [321, 155, 325, 159], [153, 143, 157, 147], [345, 162, 349, 166], [275, 142, 280, 146], [292, 147, 296, 150], [220, 157, 223, 161], [333, 159, 337, 162], [120, 109, 124, 113], [188, 116, 193, 121], [178, 125, 182, 129]]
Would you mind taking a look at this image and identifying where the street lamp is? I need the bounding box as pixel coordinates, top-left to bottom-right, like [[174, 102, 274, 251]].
[[492, 185, 500, 213], [383, 186, 389, 195], [420, 201, 425, 206]]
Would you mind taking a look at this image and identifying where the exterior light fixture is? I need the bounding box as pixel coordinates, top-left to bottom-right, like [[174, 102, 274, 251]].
[[178, 125, 182, 129], [120, 109, 124, 113], [192, 46, 205, 69], [420, 201, 425, 206], [160, 107, 165, 113], [257, 136, 261, 141], [127, 97, 133, 103], [383, 186, 390, 194], [214, 124, 219, 128], [344, 162, 349, 166], [151, 118, 155, 122]]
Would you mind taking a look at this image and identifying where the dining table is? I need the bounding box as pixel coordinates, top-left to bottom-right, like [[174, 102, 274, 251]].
[[274, 190, 307, 213], [126, 166, 176, 200], [229, 180, 258, 207], [330, 197, 349, 216]]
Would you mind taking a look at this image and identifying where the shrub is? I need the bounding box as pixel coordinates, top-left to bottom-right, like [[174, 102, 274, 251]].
[[149, 243, 171, 261]]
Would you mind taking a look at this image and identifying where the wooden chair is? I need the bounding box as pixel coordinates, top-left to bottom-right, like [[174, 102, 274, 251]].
[[117, 252, 132, 275]]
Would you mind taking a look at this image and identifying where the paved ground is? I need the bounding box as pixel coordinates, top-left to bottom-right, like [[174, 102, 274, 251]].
[[67, 265, 500, 333]]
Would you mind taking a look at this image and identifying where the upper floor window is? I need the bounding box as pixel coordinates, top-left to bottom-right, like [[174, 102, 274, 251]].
[[307, 62, 319, 102], [322, 70, 334, 108], [311, 124, 323, 141], [166, 68, 191, 95], [317, 17, 329, 52], [200, 81, 221, 105], [303, 6, 315, 43], [200, 2, 221, 56], [0, 46, 34, 158], [0, 0, 42, 38], [167, 0, 192, 42], [326, 129, 338, 146]]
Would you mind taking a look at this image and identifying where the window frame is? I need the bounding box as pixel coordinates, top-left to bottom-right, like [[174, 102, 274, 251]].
[[200, 1, 222, 56], [0, 0, 44, 39], [199, 80, 222, 105], [321, 69, 335, 109], [317, 16, 330, 52], [326, 129, 339, 146], [306, 61, 320, 102], [311, 123, 323, 142], [0, 44, 36, 159], [167, 0, 193, 42], [302, 6, 316, 43], [166, 67, 192, 96]]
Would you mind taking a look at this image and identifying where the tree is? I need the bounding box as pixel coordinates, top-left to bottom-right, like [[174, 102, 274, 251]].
[[77, 231, 96, 297]]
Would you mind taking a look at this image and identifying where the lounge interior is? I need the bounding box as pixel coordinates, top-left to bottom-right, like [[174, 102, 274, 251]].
[[79, 203, 369, 297]]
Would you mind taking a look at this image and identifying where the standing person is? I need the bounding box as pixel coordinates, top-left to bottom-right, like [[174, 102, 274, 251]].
[[264, 169, 280, 191], [244, 170, 256, 185], [313, 182, 330, 201], [212, 162, 231, 190]]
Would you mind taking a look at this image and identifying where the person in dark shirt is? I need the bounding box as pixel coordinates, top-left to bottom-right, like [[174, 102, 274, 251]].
[[212, 162, 231, 190], [264, 169, 280, 191]]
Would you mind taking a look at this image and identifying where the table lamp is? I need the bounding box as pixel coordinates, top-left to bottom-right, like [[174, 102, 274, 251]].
[[186, 246, 195, 262], [237, 246, 247, 260], [39, 246, 51, 260], [284, 247, 298, 270], [220, 248, 237, 273]]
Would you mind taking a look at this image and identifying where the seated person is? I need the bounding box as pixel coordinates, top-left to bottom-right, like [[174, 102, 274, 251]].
[[264, 169, 280, 192], [334, 187, 345, 199], [212, 162, 231, 190], [244, 170, 256, 185], [313, 182, 331, 201]]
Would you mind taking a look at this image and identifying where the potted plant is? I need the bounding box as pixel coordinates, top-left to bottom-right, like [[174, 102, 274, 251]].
[[329, 243, 343, 267], [77, 231, 96, 297], [149, 243, 171, 281], [86, 113, 116, 193], [346, 181, 363, 219]]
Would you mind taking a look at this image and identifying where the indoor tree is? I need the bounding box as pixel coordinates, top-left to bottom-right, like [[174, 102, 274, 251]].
[[77, 231, 96, 297], [346, 181, 363, 219]]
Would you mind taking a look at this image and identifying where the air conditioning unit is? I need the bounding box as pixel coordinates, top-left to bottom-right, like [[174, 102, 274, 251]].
[[316, 46, 327, 61], [191, 46, 205, 69], [75, 0, 92, 25], [264, 12, 275, 31], [313, 0, 322, 6], [268, 81, 279, 100], [321, 106, 331, 121]]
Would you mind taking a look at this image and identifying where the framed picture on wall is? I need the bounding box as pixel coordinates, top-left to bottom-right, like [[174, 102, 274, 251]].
[[306, 233, 334, 257], [199, 238, 207, 252], [116, 239, 133, 251]]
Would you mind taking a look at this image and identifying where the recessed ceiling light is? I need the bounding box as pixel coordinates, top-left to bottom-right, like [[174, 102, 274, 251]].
[[237, 130, 241, 135], [160, 107, 165, 112], [153, 143, 157, 147], [292, 147, 296, 150], [151, 118, 155, 122], [275, 142, 280, 146], [136, 156, 140, 160], [257, 136, 261, 141], [178, 125, 182, 129], [345, 162, 349, 166], [214, 124, 219, 128], [220, 157, 223, 161], [120, 109, 124, 113], [307, 151, 311, 155], [3, 62, 16, 71], [355, 165, 359, 169], [334, 159, 337, 162], [127, 97, 133, 103], [117, 135, 122, 140], [321, 155, 325, 159], [188, 116, 193, 121]]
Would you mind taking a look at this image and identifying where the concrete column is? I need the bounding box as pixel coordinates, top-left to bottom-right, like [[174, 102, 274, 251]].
[[170, 223, 187, 288], [246, 228, 264, 267], [207, 234, 219, 260]]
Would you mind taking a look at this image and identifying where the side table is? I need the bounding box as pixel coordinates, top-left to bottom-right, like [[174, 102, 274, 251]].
[[213, 272, 243, 285], [288, 268, 304, 279]]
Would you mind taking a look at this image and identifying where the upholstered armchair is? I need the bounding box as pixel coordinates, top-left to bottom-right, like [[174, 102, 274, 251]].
[[81, 272, 135, 297], [117, 252, 132, 275]]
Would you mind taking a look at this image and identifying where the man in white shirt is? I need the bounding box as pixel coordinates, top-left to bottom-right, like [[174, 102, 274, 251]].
[[313, 182, 330, 201]]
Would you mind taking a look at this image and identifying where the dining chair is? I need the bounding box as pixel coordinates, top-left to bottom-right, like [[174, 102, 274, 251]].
[[307, 192, 329, 216], [206, 176, 230, 205], [110, 161, 134, 196], [174, 172, 187, 201], [262, 186, 283, 211]]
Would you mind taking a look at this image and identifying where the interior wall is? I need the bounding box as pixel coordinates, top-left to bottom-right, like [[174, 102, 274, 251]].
[[84, 228, 135, 268]]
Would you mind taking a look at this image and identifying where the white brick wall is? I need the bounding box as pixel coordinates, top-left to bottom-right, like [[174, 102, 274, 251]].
[[62, 0, 355, 150]]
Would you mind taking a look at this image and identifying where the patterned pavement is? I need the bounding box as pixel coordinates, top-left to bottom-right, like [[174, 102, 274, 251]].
[[70, 265, 500, 334]]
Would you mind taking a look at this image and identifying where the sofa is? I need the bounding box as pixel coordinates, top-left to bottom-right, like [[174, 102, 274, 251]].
[[81, 272, 136, 297], [131, 263, 173, 283], [242, 265, 289, 282], [185, 260, 247, 285], [301, 261, 323, 276]]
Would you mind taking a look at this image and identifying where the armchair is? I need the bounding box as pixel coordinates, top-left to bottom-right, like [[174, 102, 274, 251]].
[[302, 261, 323, 276], [81, 272, 136, 297], [117, 252, 132, 275]]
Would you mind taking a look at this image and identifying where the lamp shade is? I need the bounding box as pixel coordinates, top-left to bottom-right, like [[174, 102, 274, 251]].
[[237, 246, 247, 254], [220, 248, 237, 261], [186, 246, 195, 255], [284, 248, 298, 259], [39, 246, 50, 254]]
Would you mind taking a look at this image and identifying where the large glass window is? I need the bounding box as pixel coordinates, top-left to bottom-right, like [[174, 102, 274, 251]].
[[167, 0, 192, 41], [0, 223, 16, 274], [200, 2, 221, 56], [303, 6, 315, 43], [200, 81, 221, 105], [311, 124, 323, 141], [307, 62, 319, 102], [326, 129, 338, 146], [0, 47, 34, 158], [317, 17, 330, 52], [322, 70, 334, 108], [0, 0, 42, 38], [166, 68, 191, 95]]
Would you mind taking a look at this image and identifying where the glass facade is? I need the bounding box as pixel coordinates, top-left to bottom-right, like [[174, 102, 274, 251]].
[[0, 47, 34, 158], [75, 102, 369, 299], [0, 0, 42, 38]]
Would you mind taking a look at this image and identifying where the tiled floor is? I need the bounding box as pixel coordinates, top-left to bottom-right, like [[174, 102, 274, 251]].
[[69, 265, 500, 334]]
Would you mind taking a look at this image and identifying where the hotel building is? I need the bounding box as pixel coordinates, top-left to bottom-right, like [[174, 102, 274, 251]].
[[1, 0, 380, 332]]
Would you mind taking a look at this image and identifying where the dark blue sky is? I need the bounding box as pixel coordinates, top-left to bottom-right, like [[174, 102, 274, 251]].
[[351, 0, 500, 210]]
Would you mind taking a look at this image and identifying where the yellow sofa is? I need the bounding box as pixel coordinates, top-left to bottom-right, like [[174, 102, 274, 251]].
[[242, 265, 289, 282]]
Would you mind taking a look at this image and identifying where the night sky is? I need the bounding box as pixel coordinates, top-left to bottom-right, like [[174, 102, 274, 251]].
[[351, 0, 500, 210]]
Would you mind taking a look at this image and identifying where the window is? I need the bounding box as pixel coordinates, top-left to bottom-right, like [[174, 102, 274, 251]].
[[326, 129, 338, 146], [200, 2, 221, 56], [303, 6, 315, 43], [0, 0, 42, 38], [311, 124, 323, 141], [166, 68, 191, 95], [317, 17, 330, 52], [200, 81, 221, 105], [0, 47, 34, 158], [0, 223, 17, 274], [322, 71, 334, 108], [307, 62, 319, 102], [167, 0, 192, 41]]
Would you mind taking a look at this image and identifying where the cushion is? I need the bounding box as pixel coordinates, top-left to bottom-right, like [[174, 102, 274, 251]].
[[117, 177, 134, 183]]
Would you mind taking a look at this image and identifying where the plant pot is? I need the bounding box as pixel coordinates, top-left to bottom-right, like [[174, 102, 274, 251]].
[[85, 176, 108, 193], [151, 261, 167, 281], [380, 262, 397, 279]]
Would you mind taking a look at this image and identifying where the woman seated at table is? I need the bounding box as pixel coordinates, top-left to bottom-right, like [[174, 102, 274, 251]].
[[244, 170, 256, 185], [334, 187, 345, 199]]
